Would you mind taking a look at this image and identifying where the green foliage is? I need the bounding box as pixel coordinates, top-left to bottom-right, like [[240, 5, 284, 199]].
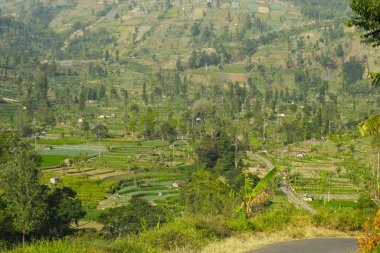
[[358, 114, 380, 136], [369, 72, 380, 86], [292, 0, 348, 19], [39, 154, 67, 168], [356, 193, 378, 211], [39, 187, 85, 238], [183, 170, 238, 216], [342, 57, 365, 87], [348, 0, 380, 47], [194, 131, 240, 182], [98, 197, 167, 238], [137, 218, 229, 252], [0, 138, 45, 244], [253, 203, 298, 231], [157, 122, 177, 143], [103, 238, 158, 253], [191, 22, 200, 37], [0, 134, 85, 244], [247, 167, 278, 199], [92, 124, 109, 139], [312, 208, 368, 231]]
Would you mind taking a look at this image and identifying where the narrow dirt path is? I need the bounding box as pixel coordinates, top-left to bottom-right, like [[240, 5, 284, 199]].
[[256, 155, 317, 215]]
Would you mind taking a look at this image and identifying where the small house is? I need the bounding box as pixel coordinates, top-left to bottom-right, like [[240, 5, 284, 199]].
[[231, 2, 241, 9], [219, 3, 231, 9], [64, 158, 73, 167], [49, 177, 60, 184], [99, 115, 110, 119], [172, 181, 186, 189], [302, 194, 313, 202], [258, 6, 270, 14], [296, 152, 307, 158]]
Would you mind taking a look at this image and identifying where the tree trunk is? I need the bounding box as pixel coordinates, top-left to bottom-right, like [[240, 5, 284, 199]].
[[377, 150, 380, 200], [22, 231, 26, 247]]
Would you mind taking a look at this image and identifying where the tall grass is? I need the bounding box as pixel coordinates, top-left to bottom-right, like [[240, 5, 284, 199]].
[[4, 239, 100, 253]]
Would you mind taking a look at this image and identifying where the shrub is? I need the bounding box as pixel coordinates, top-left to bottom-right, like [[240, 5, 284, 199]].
[[139, 219, 205, 251], [98, 197, 167, 238], [226, 218, 256, 232], [253, 203, 300, 231], [313, 209, 365, 231], [105, 238, 159, 253]]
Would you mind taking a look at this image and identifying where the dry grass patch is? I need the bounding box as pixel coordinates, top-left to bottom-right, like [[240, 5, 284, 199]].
[[200, 226, 354, 253], [227, 73, 247, 84]]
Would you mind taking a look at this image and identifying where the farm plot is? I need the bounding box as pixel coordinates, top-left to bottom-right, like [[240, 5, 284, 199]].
[[98, 173, 187, 209], [288, 158, 359, 201], [36, 143, 108, 168], [40, 138, 194, 211]]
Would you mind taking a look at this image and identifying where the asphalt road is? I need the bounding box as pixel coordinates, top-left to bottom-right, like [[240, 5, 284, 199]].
[[246, 238, 358, 253], [256, 155, 317, 215]]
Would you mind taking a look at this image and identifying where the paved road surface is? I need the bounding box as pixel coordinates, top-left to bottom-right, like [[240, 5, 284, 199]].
[[247, 238, 358, 253], [256, 155, 317, 215]]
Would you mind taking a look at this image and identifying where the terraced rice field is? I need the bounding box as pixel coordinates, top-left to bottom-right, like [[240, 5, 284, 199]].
[[39, 138, 194, 211], [288, 158, 359, 201], [98, 177, 182, 209]]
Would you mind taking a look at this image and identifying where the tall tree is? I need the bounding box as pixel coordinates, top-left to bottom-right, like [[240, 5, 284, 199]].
[[142, 82, 148, 105], [79, 86, 86, 111], [0, 137, 45, 245], [35, 70, 48, 108], [348, 0, 380, 47]]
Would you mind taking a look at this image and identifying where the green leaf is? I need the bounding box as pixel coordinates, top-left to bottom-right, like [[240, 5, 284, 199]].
[[369, 72, 380, 80], [373, 75, 380, 87], [244, 175, 254, 197], [368, 72, 380, 86], [358, 114, 380, 136], [246, 167, 279, 199]]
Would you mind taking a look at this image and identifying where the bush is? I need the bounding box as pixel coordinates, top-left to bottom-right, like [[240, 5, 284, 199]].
[[139, 219, 205, 251], [134, 217, 231, 252], [192, 216, 231, 239], [105, 238, 158, 253], [98, 197, 167, 238], [312, 209, 365, 231], [226, 218, 256, 232], [247, 201, 306, 232], [4, 239, 100, 253]]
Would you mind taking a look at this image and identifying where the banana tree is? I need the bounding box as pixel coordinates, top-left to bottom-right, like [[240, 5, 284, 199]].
[[220, 167, 279, 219], [358, 72, 380, 136]]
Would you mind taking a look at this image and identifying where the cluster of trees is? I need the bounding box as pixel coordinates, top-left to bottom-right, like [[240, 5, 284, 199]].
[[188, 49, 220, 69], [0, 133, 85, 246], [291, 0, 349, 20], [98, 197, 167, 238]]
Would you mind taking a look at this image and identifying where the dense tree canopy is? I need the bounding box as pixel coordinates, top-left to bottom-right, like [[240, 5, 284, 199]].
[[98, 197, 167, 238], [0, 133, 85, 244], [348, 0, 380, 46]]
